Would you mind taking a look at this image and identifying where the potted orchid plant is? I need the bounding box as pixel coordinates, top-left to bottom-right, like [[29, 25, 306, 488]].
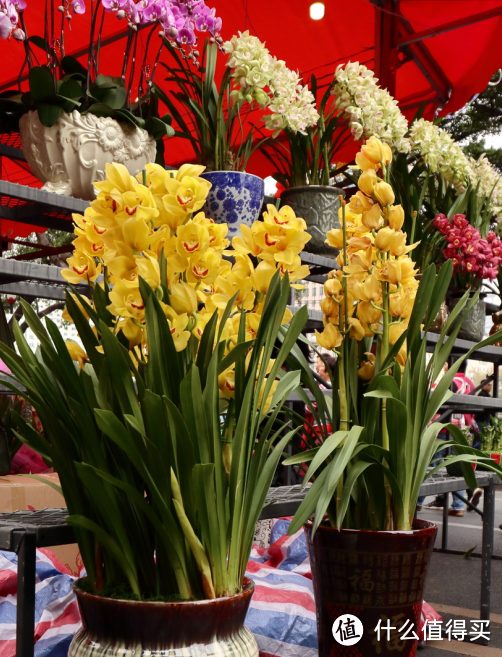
[[280, 137, 502, 656], [0, 161, 311, 656], [155, 31, 319, 236], [0, 0, 222, 199]]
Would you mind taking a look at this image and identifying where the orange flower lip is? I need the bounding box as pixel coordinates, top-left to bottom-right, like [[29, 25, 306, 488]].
[[177, 194, 193, 206], [225, 381, 235, 391], [73, 265, 88, 274], [265, 233, 280, 247], [93, 225, 106, 235], [92, 244, 102, 252], [193, 266, 209, 277], [170, 327, 176, 334], [183, 241, 199, 252], [126, 206, 136, 215], [131, 301, 145, 310], [274, 217, 289, 225]]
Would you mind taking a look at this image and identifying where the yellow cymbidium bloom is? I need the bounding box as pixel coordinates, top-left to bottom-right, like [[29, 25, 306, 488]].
[[169, 281, 198, 315], [315, 323, 343, 350], [232, 223, 263, 258], [163, 306, 191, 352], [118, 318, 144, 349], [94, 162, 137, 195], [212, 272, 255, 311], [358, 352, 376, 380], [357, 300, 382, 325], [349, 191, 373, 215], [373, 181, 395, 207], [176, 221, 210, 259], [65, 341, 88, 369], [256, 378, 279, 414], [358, 169, 378, 196], [262, 204, 307, 231], [219, 367, 236, 398], [193, 213, 229, 251], [251, 260, 277, 294], [62, 294, 93, 323], [108, 280, 146, 321], [134, 254, 161, 289], [62, 251, 102, 284], [163, 175, 211, 223], [187, 251, 222, 285], [122, 216, 152, 252]]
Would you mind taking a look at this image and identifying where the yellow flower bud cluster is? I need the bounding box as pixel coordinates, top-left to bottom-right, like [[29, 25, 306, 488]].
[[61, 162, 311, 407], [316, 137, 419, 374]]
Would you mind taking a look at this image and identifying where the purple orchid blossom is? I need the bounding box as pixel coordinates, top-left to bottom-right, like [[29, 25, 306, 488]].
[[70, 0, 85, 14]]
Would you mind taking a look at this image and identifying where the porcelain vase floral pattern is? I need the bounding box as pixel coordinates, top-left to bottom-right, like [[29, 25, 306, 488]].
[[200, 171, 265, 236], [19, 110, 156, 201]]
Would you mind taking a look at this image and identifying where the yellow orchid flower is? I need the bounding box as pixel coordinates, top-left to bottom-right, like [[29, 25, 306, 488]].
[[163, 175, 211, 223], [169, 282, 198, 315], [218, 367, 236, 399], [349, 191, 373, 215], [65, 341, 88, 369], [355, 151, 380, 172], [122, 216, 152, 252], [193, 213, 230, 251], [163, 306, 191, 352], [232, 223, 263, 258], [119, 318, 144, 349], [315, 323, 343, 350], [358, 169, 378, 196], [135, 254, 161, 289], [62, 293, 93, 323], [107, 280, 146, 321], [62, 251, 102, 284], [212, 272, 255, 311], [357, 300, 382, 325], [256, 377, 279, 414], [187, 251, 222, 285], [262, 204, 307, 231], [251, 260, 277, 294], [388, 205, 405, 231], [176, 221, 210, 259], [358, 352, 376, 380], [94, 162, 137, 195], [373, 181, 395, 207]]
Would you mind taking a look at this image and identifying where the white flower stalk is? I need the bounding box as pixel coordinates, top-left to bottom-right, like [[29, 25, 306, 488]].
[[332, 62, 410, 152], [467, 153, 502, 221], [224, 31, 319, 134]]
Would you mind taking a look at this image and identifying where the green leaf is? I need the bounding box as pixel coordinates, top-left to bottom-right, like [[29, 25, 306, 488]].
[[145, 116, 175, 139], [29, 66, 55, 102], [61, 56, 88, 76], [37, 103, 63, 127]]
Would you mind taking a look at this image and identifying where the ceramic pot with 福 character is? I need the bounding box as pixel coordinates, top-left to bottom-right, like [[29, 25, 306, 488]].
[[305, 519, 437, 657]]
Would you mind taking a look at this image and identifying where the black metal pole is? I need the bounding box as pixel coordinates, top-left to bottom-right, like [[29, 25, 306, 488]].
[[480, 480, 495, 622], [441, 492, 449, 550], [16, 530, 36, 657]]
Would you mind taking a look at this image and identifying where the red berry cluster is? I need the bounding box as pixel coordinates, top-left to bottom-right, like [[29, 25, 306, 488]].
[[433, 213, 502, 281]]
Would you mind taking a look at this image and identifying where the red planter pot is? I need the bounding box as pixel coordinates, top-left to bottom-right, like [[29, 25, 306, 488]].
[[69, 577, 258, 657], [305, 519, 437, 657]]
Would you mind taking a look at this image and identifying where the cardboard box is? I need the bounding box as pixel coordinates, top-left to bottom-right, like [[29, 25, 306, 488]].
[[0, 473, 81, 576]]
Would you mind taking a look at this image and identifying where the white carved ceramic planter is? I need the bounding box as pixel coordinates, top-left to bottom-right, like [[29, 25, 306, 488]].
[[19, 110, 156, 201]]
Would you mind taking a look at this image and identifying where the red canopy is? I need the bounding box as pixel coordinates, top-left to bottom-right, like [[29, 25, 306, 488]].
[[2, 0, 502, 236]]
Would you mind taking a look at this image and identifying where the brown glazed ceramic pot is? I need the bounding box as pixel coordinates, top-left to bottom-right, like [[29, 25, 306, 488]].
[[305, 519, 437, 657], [69, 577, 258, 657]]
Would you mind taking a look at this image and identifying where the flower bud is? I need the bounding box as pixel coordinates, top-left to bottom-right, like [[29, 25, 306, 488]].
[[362, 203, 382, 229], [320, 296, 338, 317], [12, 28, 25, 40], [355, 151, 379, 172], [375, 226, 398, 252], [358, 169, 378, 196], [389, 232, 407, 257], [358, 352, 375, 380], [388, 205, 404, 231], [324, 277, 342, 298], [374, 181, 395, 207], [117, 9, 126, 18], [361, 136, 385, 165], [381, 142, 392, 166]]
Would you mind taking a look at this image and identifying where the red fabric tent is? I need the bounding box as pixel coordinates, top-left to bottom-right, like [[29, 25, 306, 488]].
[[1, 0, 502, 237]]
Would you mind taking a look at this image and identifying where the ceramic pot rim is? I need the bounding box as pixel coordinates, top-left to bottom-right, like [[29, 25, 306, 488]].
[[73, 576, 254, 608], [281, 185, 345, 195], [305, 518, 437, 537], [200, 171, 264, 182]]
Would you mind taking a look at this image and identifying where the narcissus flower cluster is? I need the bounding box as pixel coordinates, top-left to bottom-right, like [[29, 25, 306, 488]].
[[62, 161, 310, 404], [434, 213, 502, 286], [316, 136, 419, 376]]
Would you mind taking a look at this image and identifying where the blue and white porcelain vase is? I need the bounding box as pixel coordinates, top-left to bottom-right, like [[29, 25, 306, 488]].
[[200, 171, 265, 237]]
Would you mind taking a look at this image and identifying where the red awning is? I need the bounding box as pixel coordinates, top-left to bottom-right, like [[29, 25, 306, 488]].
[[1, 0, 502, 237]]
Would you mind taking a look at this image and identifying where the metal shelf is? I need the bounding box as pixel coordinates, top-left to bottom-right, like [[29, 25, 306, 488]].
[[0, 258, 88, 302], [426, 331, 502, 363], [0, 180, 85, 232]]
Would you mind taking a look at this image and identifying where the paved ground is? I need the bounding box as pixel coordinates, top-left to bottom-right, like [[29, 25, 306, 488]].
[[417, 485, 502, 656]]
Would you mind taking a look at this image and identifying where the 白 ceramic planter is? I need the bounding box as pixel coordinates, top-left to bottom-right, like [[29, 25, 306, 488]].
[[19, 109, 156, 201], [70, 577, 258, 657], [280, 186, 344, 257], [305, 519, 437, 657], [448, 294, 486, 343], [200, 171, 265, 237]]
